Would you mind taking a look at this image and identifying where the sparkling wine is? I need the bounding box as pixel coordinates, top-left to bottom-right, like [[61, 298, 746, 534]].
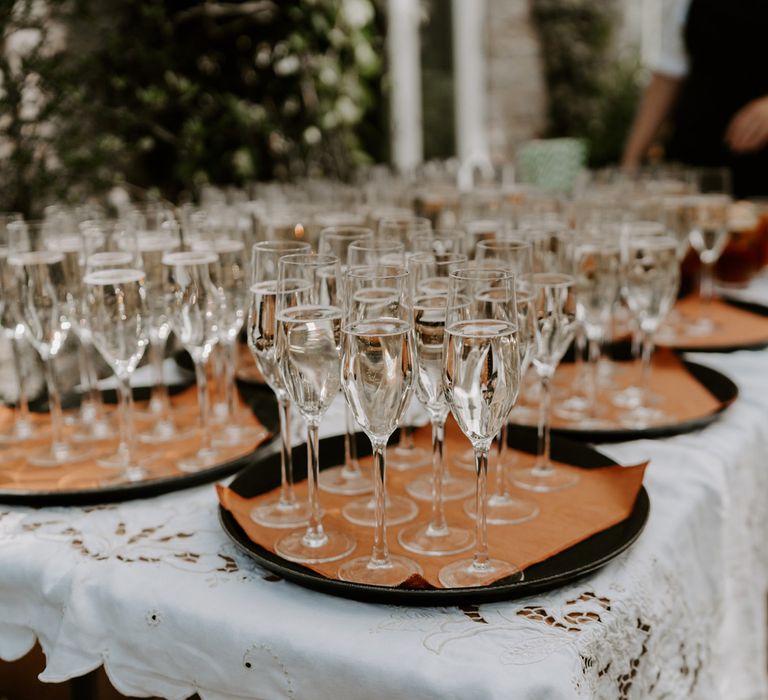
[[412, 299, 447, 413], [341, 318, 413, 440], [84, 269, 148, 375], [532, 275, 577, 375], [277, 304, 342, 419], [247, 281, 283, 393], [444, 319, 520, 444], [624, 240, 679, 332]]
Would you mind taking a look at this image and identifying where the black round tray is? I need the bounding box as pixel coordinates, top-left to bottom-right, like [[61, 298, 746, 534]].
[[219, 427, 649, 605], [513, 359, 737, 444], [0, 383, 280, 508]]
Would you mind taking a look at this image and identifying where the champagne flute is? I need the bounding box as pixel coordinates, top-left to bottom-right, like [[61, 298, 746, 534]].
[[8, 237, 93, 466], [346, 239, 406, 270], [134, 220, 194, 442], [247, 240, 312, 528], [398, 254, 474, 557], [163, 251, 224, 472], [619, 234, 680, 428], [316, 225, 375, 496], [84, 268, 150, 482], [191, 217, 261, 447], [411, 229, 468, 258], [0, 213, 38, 445], [438, 268, 522, 588], [378, 215, 431, 249], [511, 273, 579, 492], [467, 239, 540, 524], [274, 253, 355, 563], [338, 265, 422, 584]]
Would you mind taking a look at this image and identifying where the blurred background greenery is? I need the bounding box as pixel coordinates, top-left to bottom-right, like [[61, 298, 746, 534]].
[[0, 0, 641, 217]]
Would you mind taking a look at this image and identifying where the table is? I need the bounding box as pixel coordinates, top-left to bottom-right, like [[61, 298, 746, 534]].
[[1, 350, 767, 699]]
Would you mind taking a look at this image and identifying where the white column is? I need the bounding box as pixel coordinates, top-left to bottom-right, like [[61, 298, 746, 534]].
[[452, 0, 491, 188], [387, 0, 423, 173]]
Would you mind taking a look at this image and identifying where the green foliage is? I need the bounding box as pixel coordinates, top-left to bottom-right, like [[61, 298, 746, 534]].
[[0, 0, 385, 215], [531, 0, 642, 167]]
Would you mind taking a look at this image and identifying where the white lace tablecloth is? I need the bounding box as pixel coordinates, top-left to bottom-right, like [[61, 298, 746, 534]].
[[2, 349, 768, 700]]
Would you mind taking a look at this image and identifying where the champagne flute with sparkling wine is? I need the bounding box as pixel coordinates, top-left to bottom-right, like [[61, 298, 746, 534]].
[[438, 268, 522, 588], [247, 240, 312, 528], [316, 225, 375, 496], [274, 253, 355, 563], [397, 253, 474, 557], [84, 268, 150, 483], [511, 273, 578, 492], [163, 251, 225, 472], [339, 265, 422, 584]]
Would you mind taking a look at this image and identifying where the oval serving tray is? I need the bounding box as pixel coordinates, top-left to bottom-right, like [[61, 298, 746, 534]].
[[219, 428, 649, 606]]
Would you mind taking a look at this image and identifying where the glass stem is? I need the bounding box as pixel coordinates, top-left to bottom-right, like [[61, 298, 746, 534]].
[[276, 397, 297, 508], [43, 356, 65, 455], [701, 260, 715, 305], [400, 423, 415, 450], [85, 341, 104, 416], [148, 331, 171, 418], [534, 374, 553, 474], [471, 446, 490, 571], [302, 421, 327, 547], [573, 324, 586, 385], [370, 439, 391, 566], [11, 333, 30, 428], [493, 424, 509, 498], [118, 373, 140, 476], [224, 339, 238, 419], [193, 358, 212, 454], [639, 330, 654, 409], [342, 404, 361, 478], [427, 418, 448, 535], [588, 335, 602, 419]]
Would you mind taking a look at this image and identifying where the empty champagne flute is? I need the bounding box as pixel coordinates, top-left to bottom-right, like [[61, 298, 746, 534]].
[[134, 220, 193, 442], [8, 231, 92, 466], [163, 251, 224, 472], [247, 240, 312, 528], [317, 225, 375, 496], [619, 234, 680, 427], [273, 253, 355, 563], [438, 268, 522, 587], [511, 273, 578, 492], [339, 265, 422, 584], [346, 239, 406, 270], [398, 254, 474, 557], [84, 268, 150, 482], [0, 213, 37, 445], [466, 239, 540, 524]]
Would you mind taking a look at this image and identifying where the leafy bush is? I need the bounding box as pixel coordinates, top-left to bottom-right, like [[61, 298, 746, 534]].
[[0, 0, 385, 215]]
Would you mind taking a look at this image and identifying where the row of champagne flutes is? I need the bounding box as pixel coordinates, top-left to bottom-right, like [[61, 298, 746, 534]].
[[0, 211, 261, 482], [244, 209, 688, 588]]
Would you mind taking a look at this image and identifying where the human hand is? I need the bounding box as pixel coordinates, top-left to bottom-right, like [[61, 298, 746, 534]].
[[725, 96, 768, 154]]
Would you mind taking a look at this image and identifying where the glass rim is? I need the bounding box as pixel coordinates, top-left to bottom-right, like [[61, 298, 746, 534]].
[[347, 238, 405, 252], [476, 238, 531, 251], [378, 215, 431, 228], [319, 226, 374, 240], [88, 251, 134, 264], [8, 250, 64, 265], [278, 252, 338, 268], [84, 268, 145, 285], [252, 239, 311, 253], [408, 251, 468, 266], [531, 271, 576, 287], [345, 264, 408, 280], [162, 250, 217, 266], [449, 267, 514, 282]]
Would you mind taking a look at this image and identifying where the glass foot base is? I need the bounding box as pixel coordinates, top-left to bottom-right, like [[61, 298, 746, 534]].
[[619, 405, 671, 429], [405, 472, 474, 501], [388, 445, 431, 471], [438, 557, 523, 588], [138, 422, 196, 445], [250, 499, 311, 528], [29, 444, 93, 468], [212, 424, 265, 448], [342, 494, 418, 527], [72, 419, 116, 443], [511, 465, 579, 493], [464, 494, 540, 525], [338, 554, 422, 586], [554, 396, 590, 421], [177, 447, 220, 473], [0, 421, 41, 445], [100, 465, 152, 486], [275, 528, 355, 564], [398, 522, 474, 556], [318, 465, 373, 495]]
